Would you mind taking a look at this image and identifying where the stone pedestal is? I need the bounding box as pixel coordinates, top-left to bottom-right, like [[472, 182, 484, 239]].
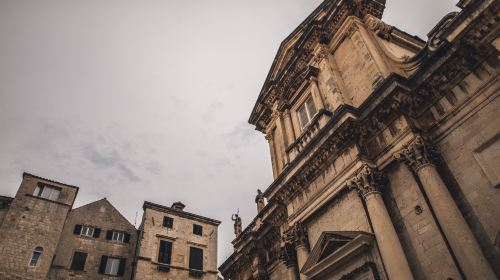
[[417, 164, 496, 280], [350, 164, 414, 280]]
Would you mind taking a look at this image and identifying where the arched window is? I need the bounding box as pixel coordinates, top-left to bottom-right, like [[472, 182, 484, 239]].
[[29, 247, 43, 267]]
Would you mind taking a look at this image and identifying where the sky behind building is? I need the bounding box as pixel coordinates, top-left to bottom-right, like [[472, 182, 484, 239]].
[[0, 0, 458, 265]]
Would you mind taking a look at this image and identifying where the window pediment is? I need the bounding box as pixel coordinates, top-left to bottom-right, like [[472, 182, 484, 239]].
[[301, 231, 374, 278]]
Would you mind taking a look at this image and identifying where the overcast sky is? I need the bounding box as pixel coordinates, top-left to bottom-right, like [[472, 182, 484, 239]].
[[0, 0, 458, 265]]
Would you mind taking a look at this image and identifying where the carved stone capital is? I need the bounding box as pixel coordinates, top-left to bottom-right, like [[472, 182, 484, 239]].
[[348, 164, 386, 198], [394, 136, 439, 172], [283, 223, 310, 250]]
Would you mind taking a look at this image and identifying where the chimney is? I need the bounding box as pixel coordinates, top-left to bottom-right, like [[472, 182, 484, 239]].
[[171, 201, 186, 211]]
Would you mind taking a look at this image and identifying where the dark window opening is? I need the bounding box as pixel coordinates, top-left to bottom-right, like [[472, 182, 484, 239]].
[[70, 252, 87, 271], [193, 224, 203, 236], [189, 247, 203, 271], [158, 240, 172, 265], [163, 217, 174, 228]]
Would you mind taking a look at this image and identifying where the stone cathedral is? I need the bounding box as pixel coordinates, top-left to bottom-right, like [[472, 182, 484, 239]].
[[219, 0, 499, 279]]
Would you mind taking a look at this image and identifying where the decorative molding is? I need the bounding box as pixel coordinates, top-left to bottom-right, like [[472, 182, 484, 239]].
[[347, 164, 386, 198], [284, 222, 310, 250], [393, 136, 439, 172]]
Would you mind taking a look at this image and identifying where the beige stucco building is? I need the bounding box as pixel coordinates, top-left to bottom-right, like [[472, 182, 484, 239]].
[[135, 201, 221, 280], [219, 0, 499, 279]]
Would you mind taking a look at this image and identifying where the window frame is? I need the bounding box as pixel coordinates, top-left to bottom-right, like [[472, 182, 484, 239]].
[[112, 231, 125, 242], [80, 226, 95, 237], [163, 216, 174, 229], [70, 251, 88, 271], [188, 246, 204, 271], [104, 257, 121, 276], [193, 224, 203, 236], [157, 239, 173, 265], [28, 247, 43, 267], [297, 95, 317, 130], [33, 183, 61, 201]]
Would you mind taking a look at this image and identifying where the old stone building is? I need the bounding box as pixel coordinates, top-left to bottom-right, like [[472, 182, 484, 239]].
[[49, 198, 137, 279], [134, 201, 221, 280], [219, 0, 499, 279], [0, 173, 220, 280], [0, 173, 79, 279]]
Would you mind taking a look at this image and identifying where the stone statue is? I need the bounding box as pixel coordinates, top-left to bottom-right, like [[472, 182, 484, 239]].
[[232, 213, 242, 237], [255, 189, 265, 212]]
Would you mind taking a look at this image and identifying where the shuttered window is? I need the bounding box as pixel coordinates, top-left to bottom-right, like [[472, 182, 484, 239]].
[[73, 225, 100, 238], [158, 240, 172, 265], [163, 217, 174, 228], [106, 230, 130, 243], [189, 247, 203, 271], [70, 252, 87, 271], [98, 256, 126, 276]]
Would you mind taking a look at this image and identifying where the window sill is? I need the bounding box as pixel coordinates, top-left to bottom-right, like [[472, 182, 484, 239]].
[[24, 194, 70, 207]]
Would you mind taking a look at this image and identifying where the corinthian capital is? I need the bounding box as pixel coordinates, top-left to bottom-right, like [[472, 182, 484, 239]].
[[348, 164, 386, 198], [394, 136, 438, 171], [283, 223, 310, 250]]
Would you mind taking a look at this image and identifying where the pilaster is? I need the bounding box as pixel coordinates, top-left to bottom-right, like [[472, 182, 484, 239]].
[[394, 136, 497, 280]]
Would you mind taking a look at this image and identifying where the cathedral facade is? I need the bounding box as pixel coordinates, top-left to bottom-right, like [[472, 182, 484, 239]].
[[219, 0, 500, 279]]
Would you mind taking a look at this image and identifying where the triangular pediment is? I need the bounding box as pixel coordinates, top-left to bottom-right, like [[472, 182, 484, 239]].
[[301, 231, 374, 277]]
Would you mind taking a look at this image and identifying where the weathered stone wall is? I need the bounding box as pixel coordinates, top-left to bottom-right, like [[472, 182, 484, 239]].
[[383, 163, 462, 280], [0, 196, 13, 226], [432, 59, 500, 276], [0, 175, 77, 279], [135, 206, 219, 280], [305, 189, 371, 247], [49, 199, 137, 280]]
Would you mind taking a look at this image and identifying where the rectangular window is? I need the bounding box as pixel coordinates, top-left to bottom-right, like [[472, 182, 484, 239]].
[[33, 183, 61, 201], [297, 96, 317, 130], [158, 240, 172, 265], [112, 232, 125, 242], [189, 247, 203, 271], [70, 252, 87, 271], [193, 224, 203, 236], [81, 226, 95, 237], [99, 256, 125, 276], [105, 257, 120, 276], [163, 217, 174, 228]]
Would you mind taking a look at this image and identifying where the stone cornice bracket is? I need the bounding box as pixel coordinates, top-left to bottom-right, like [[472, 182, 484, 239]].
[[348, 164, 386, 198], [393, 135, 440, 172], [364, 14, 393, 40]]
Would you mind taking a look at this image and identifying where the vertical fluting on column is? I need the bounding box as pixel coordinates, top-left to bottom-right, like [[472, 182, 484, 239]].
[[285, 223, 310, 280], [395, 136, 497, 280], [349, 164, 414, 280]]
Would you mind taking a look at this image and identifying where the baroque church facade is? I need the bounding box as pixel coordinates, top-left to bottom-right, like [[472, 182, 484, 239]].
[[219, 0, 499, 279]]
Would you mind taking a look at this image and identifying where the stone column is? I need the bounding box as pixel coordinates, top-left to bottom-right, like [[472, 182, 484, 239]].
[[281, 241, 300, 280], [349, 164, 414, 280], [395, 136, 497, 280], [283, 109, 296, 146], [285, 223, 310, 280]]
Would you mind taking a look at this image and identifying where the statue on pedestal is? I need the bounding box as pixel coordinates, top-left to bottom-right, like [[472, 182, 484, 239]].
[[232, 212, 242, 237], [255, 189, 265, 212]]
